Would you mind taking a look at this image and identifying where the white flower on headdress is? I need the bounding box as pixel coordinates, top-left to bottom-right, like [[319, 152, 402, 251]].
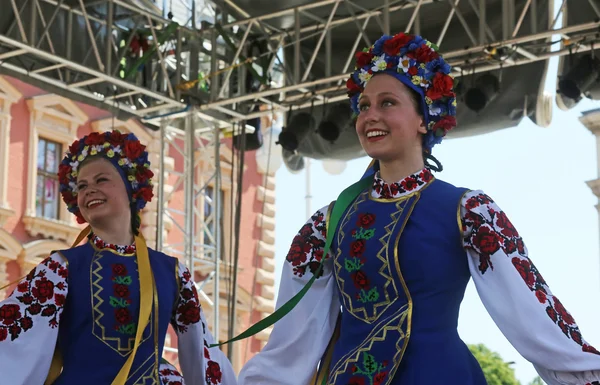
[[70, 160, 79, 170], [69, 181, 78, 193], [398, 56, 411, 73], [429, 104, 442, 116], [113, 145, 122, 155], [358, 69, 372, 84], [371, 55, 387, 72]]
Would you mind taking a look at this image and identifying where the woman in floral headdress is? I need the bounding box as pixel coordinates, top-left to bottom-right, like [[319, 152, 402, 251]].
[[0, 130, 237, 385], [238, 33, 600, 385]]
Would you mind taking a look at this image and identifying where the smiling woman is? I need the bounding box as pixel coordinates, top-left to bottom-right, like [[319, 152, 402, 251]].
[[238, 32, 600, 385], [0, 130, 237, 385]]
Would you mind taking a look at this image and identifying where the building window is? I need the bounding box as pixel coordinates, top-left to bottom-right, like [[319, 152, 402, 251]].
[[35, 138, 61, 220]]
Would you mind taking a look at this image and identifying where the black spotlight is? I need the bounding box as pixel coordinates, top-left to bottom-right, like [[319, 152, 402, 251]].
[[277, 112, 315, 152], [317, 103, 352, 143], [282, 148, 305, 173], [558, 54, 600, 100], [233, 116, 263, 151], [465, 73, 500, 112]]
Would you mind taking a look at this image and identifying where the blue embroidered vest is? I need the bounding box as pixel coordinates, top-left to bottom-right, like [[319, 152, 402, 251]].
[[327, 179, 487, 385], [53, 241, 179, 385]]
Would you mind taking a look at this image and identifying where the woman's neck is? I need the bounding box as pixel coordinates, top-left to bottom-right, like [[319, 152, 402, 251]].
[[378, 157, 425, 184], [92, 226, 134, 246]]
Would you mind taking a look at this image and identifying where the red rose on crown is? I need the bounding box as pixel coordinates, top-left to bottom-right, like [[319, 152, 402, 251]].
[[124, 140, 145, 160], [355, 51, 374, 68], [85, 132, 106, 146], [408, 44, 439, 63], [347, 77, 362, 96], [383, 33, 412, 56], [108, 130, 128, 147], [433, 116, 457, 134], [136, 167, 154, 183], [426, 73, 454, 100], [134, 186, 154, 203], [68, 140, 80, 155]]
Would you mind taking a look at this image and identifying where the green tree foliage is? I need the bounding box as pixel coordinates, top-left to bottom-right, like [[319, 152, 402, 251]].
[[468, 344, 520, 385]]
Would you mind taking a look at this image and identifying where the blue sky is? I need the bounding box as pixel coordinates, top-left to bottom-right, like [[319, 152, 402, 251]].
[[273, 52, 600, 383]]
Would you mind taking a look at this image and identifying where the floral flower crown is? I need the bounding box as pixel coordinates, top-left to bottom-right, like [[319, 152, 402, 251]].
[[57, 130, 154, 224], [346, 32, 458, 150]]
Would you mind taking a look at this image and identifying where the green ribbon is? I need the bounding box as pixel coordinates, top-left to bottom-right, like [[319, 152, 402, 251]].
[[209, 176, 371, 348]]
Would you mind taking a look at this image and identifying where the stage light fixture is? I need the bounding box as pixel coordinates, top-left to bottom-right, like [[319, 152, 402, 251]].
[[277, 112, 316, 152], [316, 103, 352, 143], [464, 73, 500, 112], [558, 54, 600, 100]]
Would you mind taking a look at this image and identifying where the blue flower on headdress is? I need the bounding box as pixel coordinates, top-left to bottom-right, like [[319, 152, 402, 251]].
[[350, 94, 360, 115], [372, 35, 392, 56], [403, 36, 426, 54], [425, 58, 451, 78], [447, 97, 457, 116]]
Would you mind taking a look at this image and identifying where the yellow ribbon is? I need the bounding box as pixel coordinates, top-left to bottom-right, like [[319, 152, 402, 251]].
[[110, 233, 154, 385]]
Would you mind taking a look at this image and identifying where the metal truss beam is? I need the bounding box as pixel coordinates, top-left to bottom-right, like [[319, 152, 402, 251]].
[[156, 111, 224, 335], [3, 0, 596, 126]]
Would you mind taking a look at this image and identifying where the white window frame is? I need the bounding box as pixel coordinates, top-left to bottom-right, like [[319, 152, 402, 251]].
[[23, 94, 88, 242]]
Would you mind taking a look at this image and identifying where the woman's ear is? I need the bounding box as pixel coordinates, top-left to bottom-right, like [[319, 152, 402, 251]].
[[417, 118, 428, 134]]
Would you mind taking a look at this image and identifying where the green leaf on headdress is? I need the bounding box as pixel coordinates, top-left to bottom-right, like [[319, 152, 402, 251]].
[[453, 77, 460, 87], [435, 128, 445, 137], [430, 42, 440, 51], [363, 47, 369, 53]]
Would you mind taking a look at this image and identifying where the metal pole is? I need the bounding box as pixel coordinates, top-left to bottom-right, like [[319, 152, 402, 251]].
[[106, 0, 114, 75], [184, 113, 195, 270], [213, 124, 221, 342], [305, 158, 312, 218], [156, 120, 166, 251]]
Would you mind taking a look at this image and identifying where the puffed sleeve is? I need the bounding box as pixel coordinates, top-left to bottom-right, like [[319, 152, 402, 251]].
[[238, 204, 341, 385], [0, 253, 69, 385], [462, 190, 600, 385], [172, 261, 237, 385]]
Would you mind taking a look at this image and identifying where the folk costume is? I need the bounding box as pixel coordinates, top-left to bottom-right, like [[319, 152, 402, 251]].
[[238, 33, 600, 385], [0, 130, 236, 385]]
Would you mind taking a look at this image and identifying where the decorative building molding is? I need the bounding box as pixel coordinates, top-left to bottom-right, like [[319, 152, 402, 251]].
[[254, 172, 277, 347], [22, 239, 70, 270], [0, 207, 15, 228], [0, 77, 22, 213], [0, 229, 24, 292], [24, 94, 87, 241], [22, 216, 82, 243]]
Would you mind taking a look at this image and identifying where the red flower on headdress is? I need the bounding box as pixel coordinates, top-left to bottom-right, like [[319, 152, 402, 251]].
[[58, 164, 72, 184], [134, 186, 154, 202], [124, 140, 145, 160], [68, 140, 80, 155], [426, 73, 454, 100], [383, 33, 412, 56], [84, 132, 106, 146], [408, 44, 439, 63], [346, 77, 362, 96], [136, 167, 154, 183], [355, 51, 374, 68], [108, 130, 128, 147], [432, 116, 456, 134]]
